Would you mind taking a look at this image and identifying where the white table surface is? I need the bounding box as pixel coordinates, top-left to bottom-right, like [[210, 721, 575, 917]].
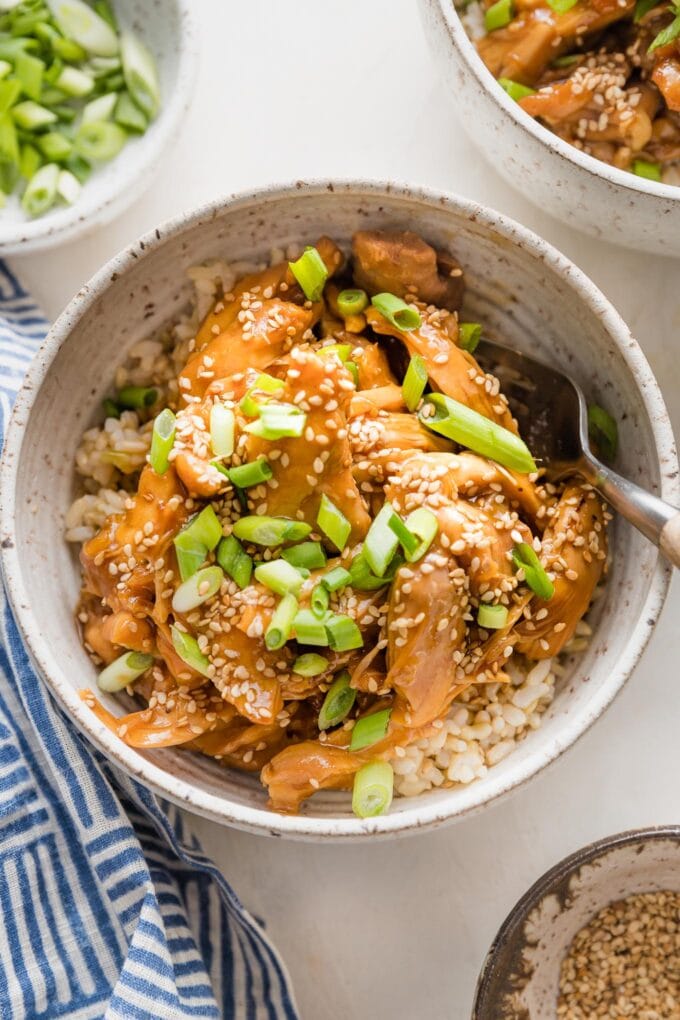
[[11, 2, 680, 1017]]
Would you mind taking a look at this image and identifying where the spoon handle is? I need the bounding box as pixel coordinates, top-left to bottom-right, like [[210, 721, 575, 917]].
[[581, 455, 680, 568]]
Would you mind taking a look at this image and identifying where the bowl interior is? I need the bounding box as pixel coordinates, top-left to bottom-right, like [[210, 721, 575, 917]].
[[2, 183, 674, 837], [0, 0, 194, 251], [474, 830, 680, 1017]]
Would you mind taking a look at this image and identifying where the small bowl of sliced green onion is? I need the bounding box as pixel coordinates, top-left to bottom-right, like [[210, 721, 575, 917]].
[[0, 0, 197, 252]]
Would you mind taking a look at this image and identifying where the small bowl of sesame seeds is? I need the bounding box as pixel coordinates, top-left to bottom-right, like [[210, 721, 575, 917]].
[[419, 0, 680, 255], [474, 826, 680, 1018]]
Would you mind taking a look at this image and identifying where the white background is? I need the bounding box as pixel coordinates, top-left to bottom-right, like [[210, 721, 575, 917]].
[[13, 2, 680, 1017]]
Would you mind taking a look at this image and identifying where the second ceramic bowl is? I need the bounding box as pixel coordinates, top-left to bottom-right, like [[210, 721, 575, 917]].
[[474, 826, 680, 1017], [419, 0, 680, 255], [1, 180, 677, 839]]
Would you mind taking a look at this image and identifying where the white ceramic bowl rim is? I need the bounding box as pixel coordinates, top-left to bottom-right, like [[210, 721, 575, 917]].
[[434, 0, 680, 204], [1, 178, 678, 839], [474, 824, 680, 1013], [0, 0, 198, 251]]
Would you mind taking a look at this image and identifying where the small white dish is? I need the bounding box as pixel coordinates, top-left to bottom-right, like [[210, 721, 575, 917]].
[[419, 0, 680, 255], [474, 826, 680, 1017], [1, 179, 677, 840], [0, 0, 198, 255]]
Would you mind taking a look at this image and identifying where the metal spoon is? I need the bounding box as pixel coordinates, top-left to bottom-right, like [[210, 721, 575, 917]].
[[475, 338, 680, 568]]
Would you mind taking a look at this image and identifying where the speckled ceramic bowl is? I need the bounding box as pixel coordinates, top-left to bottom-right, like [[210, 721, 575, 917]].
[[0, 180, 677, 840], [0, 0, 198, 255], [474, 826, 680, 1017], [418, 0, 680, 255]]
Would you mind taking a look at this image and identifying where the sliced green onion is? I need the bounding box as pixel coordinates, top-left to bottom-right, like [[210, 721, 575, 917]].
[[244, 403, 306, 440], [293, 608, 330, 646], [281, 541, 327, 570], [21, 161, 58, 216], [352, 761, 393, 819], [0, 61, 11, 81], [12, 99, 56, 129], [174, 505, 223, 582], [316, 493, 351, 552], [94, 0, 118, 30], [371, 292, 421, 332], [364, 502, 400, 578], [0, 79, 21, 117], [318, 343, 352, 364], [420, 394, 536, 474], [512, 543, 555, 601], [458, 322, 483, 352], [47, 0, 120, 56], [477, 603, 509, 630], [120, 30, 160, 119], [632, 159, 662, 182], [64, 153, 91, 183], [337, 288, 368, 317], [387, 512, 419, 557], [150, 408, 175, 475], [102, 397, 120, 419], [551, 53, 582, 67], [326, 614, 363, 652], [232, 515, 311, 546], [254, 558, 304, 597], [216, 535, 253, 589], [172, 565, 223, 614], [239, 372, 285, 417], [292, 653, 329, 677], [171, 625, 210, 678], [98, 650, 153, 693], [345, 362, 360, 386], [403, 507, 439, 563], [52, 36, 87, 61], [75, 119, 126, 161], [265, 592, 298, 650], [0, 113, 18, 165], [648, 12, 680, 52], [498, 78, 536, 102], [209, 402, 235, 458], [348, 549, 402, 590], [546, 0, 578, 12], [114, 89, 147, 132], [402, 354, 428, 411], [57, 168, 81, 204], [485, 0, 514, 30], [55, 65, 94, 96], [116, 385, 157, 409], [226, 457, 272, 489], [634, 0, 661, 21], [310, 584, 330, 619], [321, 566, 352, 592], [38, 131, 72, 162], [288, 245, 328, 302], [588, 405, 618, 461], [318, 670, 356, 730], [349, 708, 391, 752], [14, 51, 43, 101], [82, 91, 117, 124]]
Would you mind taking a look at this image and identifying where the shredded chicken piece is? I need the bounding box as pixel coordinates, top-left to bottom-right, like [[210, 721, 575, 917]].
[[352, 230, 465, 312]]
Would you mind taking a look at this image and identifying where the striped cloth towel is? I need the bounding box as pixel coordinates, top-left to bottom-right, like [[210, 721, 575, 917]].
[[0, 263, 298, 1020]]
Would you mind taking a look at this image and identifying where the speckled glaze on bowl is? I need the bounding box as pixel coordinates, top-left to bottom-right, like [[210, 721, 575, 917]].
[[418, 0, 680, 255], [474, 826, 680, 1017], [1, 180, 677, 841], [0, 0, 198, 255]]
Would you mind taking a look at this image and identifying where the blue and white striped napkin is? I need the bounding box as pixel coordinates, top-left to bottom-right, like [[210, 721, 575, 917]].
[[0, 263, 298, 1020]]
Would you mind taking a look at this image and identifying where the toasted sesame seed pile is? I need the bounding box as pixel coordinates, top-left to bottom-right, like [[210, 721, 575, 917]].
[[68, 230, 610, 816], [557, 891, 680, 1019]]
